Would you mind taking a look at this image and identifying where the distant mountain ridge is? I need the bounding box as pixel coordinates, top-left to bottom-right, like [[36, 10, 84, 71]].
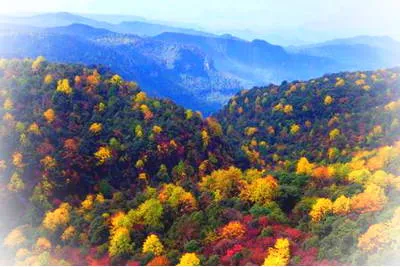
[[288, 35, 400, 70], [0, 12, 215, 37], [154, 32, 339, 86], [0, 23, 240, 114], [1, 12, 400, 114]]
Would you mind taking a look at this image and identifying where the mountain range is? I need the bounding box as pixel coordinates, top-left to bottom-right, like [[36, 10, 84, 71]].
[[0, 12, 400, 114]]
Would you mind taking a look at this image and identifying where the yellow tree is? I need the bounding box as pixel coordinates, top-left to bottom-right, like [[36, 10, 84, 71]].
[[152, 125, 162, 134], [177, 253, 200, 266], [355, 79, 365, 86], [296, 157, 313, 175], [290, 124, 300, 135], [324, 95, 334, 105], [185, 109, 193, 120], [31, 56, 46, 72], [201, 130, 209, 148], [42, 203, 71, 232], [332, 195, 351, 215], [135, 92, 147, 103], [110, 211, 131, 234], [81, 195, 95, 211], [329, 128, 341, 140], [135, 125, 144, 138], [240, 176, 279, 205], [28, 122, 41, 135], [158, 183, 197, 211], [347, 169, 371, 184], [142, 234, 164, 256], [56, 79, 73, 95], [110, 74, 123, 86], [335, 78, 345, 87], [61, 226, 75, 241], [89, 123, 103, 134], [199, 166, 242, 199], [94, 146, 112, 165], [3, 98, 13, 110], [263, 238, 290, 266], [44, 74, 53, 85], [309, 198, 333, 222], [245, 127, 258, 136], [283, 104, 293, 114], [109, 227, 133, 257]]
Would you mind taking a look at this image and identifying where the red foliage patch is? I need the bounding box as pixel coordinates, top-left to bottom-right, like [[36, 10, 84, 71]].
[[85, 248, 111, 266]]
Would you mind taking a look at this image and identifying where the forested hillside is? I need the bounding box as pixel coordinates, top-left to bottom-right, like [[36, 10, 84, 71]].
[[1, 58, 399, 266], [217, 68, 400, 168]]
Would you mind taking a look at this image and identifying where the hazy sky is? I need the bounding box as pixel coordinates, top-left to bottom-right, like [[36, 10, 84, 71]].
[[1, 0, 400, 43]]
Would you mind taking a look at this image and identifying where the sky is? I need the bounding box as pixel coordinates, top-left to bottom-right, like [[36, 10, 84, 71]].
[[0, 0, 400, 44]]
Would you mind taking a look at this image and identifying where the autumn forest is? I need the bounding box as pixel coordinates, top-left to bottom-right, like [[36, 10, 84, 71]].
[[0, 56, 400, 266]]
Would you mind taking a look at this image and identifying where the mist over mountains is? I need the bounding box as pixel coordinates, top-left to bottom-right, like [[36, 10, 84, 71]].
[[1, 12, 400, 114]]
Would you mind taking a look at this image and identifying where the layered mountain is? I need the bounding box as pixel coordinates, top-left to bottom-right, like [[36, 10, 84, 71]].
[[1, 13, 400, 115], [154, 32, 339, 86], [288, 35, 400, 70], [0, 12, 214, 37], [0, 23, 240, 114]]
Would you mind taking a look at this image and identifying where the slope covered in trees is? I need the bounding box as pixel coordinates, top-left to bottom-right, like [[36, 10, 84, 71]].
[[216, 68, 400, 168], [0, 58, 233, 248], [1, 58, 400, 266]]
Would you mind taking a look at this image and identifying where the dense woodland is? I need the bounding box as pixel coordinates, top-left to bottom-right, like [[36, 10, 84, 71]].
[[0, 57, 400, 265]]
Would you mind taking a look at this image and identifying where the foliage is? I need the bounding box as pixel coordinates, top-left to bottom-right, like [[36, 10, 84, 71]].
[[1, 59, 400, 266], [240, 175, 279, 205], [128, 199, 164, 228], [142, 234, 164, 256], [309, 198, 333, 223], [42, 203, 71, 232], [296, 157, 313, 175], [3, 228, 26, 248], [220, 221, 246, 240], [109, 227, 133, 257], [263, 238, 290, 266], [332, 195, 351, 215], [56, 79, 73, 95], [199, 166, 242, 199], [177, 253, 200, 266]]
